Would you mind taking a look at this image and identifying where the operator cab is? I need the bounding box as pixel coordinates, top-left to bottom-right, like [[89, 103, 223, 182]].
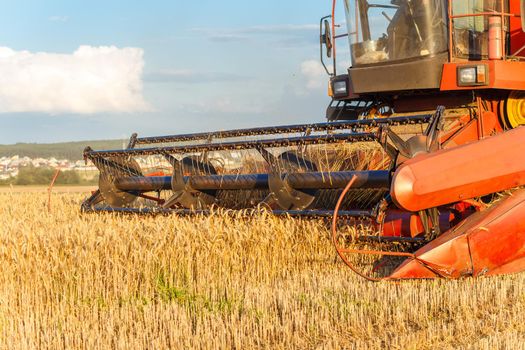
[[348, 0, 447, 66], [333, 0, 449, 97], [323, 0, 525, 121]]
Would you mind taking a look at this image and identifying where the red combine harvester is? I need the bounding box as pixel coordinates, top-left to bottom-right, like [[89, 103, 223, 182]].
[[83, 0, 525, 280]]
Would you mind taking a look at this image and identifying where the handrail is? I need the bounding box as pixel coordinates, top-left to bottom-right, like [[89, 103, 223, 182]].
[[320, 15, 333, 75], [448, 0, 521, 61], [321, 0, 350, 76], [332, 0, 337, 76]]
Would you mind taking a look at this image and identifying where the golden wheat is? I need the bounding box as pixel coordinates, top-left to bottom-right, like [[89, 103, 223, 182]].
[[0, 189, 524, 349]]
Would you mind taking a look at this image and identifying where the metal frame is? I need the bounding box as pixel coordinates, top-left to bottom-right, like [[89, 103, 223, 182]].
[[85, 114, 431, 159], [330, 0, 522, 65], [447, 0, 520, 61]]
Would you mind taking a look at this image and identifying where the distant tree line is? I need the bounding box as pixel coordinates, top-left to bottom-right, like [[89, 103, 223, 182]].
[[0, 140, 125, 160], [0, 166, 98, 186]]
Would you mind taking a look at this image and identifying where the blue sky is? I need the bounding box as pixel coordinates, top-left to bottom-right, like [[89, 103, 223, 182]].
[[0, 1, 349, 144]]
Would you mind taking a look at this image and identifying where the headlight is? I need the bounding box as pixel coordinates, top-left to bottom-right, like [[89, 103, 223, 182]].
[[458, 68, 476, 85], [333, 80, 348, 96], [457, 65, 488, 86]]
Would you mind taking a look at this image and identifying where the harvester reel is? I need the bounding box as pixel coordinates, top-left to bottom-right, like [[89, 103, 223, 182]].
[[267, 151, 318, 210], [165, 156, 218, 210], [99, 157, 142, 207]]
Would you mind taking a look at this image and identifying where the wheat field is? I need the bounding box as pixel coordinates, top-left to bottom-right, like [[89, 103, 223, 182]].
[[0, 189, 525, 349]]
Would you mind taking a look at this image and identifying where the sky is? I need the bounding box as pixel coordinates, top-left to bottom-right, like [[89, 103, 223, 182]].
[[0, 0, 350, 144]]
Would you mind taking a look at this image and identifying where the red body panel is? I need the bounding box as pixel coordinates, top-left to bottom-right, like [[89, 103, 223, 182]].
[[441, 112, 503, 148], [510, 0, 525, 56], [389, 189, 525, 279], [382, 210, 455, 238], [441, 60, 525, 91], [391, 127, 525, 212]]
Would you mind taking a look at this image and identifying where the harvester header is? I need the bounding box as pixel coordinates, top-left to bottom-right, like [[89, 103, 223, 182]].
[[84, 0, 525, 280]]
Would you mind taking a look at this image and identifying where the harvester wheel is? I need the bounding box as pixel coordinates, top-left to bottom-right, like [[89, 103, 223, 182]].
[[501, 91, 525, 129]]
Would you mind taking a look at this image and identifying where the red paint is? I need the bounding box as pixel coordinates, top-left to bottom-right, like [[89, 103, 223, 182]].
[[390, 189, 525, 279], [391, 127, 525, 212], [510, 0, 525, 56], [381, 209, 455, 238], [441, 60, 525, 91]]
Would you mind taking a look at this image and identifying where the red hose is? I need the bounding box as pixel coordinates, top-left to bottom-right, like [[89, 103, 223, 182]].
[[331, 175, 415, 281]]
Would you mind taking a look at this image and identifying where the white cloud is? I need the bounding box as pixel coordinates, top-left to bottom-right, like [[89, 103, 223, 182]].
[[239, 24, 318, 34], [0, 45, 150, 114], [192, 24, 318, 45], [301, 60, 330, 90], [181, 97, 265, 115], [300, 59, 352, 91], [48, 15, 69, 22], [192, 24, 317, 36], [145, 69, 250, 84]]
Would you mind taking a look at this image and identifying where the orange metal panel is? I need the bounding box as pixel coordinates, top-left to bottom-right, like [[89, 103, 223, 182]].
[[381, 209, 455, 238], [389, 232, 472, 279], [389, 189, 525, 279], [441, 111, 502, 148], [486, 257, 525, 276], [441, 60, 525, 91], [391, 127, 525, 212], [510, 0, 525, 56], [388, 260, 439, 279], [468, 190, 525, 276]]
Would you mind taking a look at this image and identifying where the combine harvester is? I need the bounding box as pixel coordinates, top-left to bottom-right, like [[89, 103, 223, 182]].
[[83, 0, 525, 280]]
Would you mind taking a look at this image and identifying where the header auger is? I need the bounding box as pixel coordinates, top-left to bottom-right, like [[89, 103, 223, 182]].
[[84, 0, 525, 280]]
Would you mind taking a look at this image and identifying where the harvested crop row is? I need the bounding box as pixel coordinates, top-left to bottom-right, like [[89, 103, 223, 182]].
[[0, 191, 524, 349]]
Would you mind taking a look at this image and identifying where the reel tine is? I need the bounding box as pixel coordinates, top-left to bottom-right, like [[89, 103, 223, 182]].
[[163, 152, 179, 168], [81, 190, 104, 210], [384, 127, 411, 159], [162, 192, 183, 209]]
